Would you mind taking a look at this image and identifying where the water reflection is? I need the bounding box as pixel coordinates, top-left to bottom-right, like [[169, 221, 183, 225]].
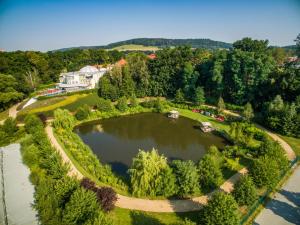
[[75, 113, 227, 175]]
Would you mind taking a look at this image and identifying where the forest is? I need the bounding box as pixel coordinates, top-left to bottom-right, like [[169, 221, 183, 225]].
[[0, 36, 299, 137]]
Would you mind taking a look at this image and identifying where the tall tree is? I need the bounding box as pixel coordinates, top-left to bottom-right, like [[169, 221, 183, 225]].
[[243, 102, 254, 121], [200, 192, 240, 225], [193, 87, 205, 105]]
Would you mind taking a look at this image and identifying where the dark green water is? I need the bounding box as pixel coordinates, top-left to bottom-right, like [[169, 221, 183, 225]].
[[74, 113, 227, 175]]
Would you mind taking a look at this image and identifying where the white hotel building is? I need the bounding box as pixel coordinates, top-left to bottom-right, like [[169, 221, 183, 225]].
[[58, 65, 108, 92]]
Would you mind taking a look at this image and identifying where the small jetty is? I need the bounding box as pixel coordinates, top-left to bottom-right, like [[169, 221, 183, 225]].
[[168, 110, 179, 119], [200, 122, 215, 132]]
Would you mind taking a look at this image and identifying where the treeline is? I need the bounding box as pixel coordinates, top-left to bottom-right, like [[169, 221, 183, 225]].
[[98, 36, 300, 137], [0, 48, 124, 110]]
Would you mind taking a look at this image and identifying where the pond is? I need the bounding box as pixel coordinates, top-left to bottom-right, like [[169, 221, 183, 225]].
[[74, 113, 227, 175]]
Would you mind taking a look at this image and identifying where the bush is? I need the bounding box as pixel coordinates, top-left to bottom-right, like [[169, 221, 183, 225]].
[[116, 96, 128, 112], [130, 95, 138, 107], [153, 98, 164, 113], [249, 156, 280, 189], [198, 154, 223, 191], [140, 99, 156, 108], [172, 160, 200, 197], [96, 187, 118, 212], [200, 192, 240, 225], [96, 98, 113, 112], [233, 175, 258, 206], [75, 104, 90, 120], [24, 114, 44, 134], [53, 109, 76, 130], [80, 178, 97, 192], [2, 117, 18, 135]]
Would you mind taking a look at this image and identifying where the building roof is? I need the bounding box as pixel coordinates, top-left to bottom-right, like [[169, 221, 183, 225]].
[[116, 58, 127, 66], [148, 53, 156, 59], [58, 83, 89, 88], [79, 65, 99, 73]]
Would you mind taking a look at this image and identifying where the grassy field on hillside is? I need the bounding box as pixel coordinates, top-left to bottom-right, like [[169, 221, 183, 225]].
[[111, 44, 160, 51]]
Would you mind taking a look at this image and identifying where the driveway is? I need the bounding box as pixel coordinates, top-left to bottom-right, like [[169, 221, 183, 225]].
[[255, 166, 300, 225]]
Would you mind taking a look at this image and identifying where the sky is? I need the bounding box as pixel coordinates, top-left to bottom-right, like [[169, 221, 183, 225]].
[[0, 0, 299, 52]]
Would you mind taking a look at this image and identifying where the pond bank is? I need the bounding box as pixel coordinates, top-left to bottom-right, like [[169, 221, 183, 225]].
[[0, 144, 38, 225]]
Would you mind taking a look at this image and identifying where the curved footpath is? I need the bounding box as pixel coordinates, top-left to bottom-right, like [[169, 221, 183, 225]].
[[45, 119, 295, 212]]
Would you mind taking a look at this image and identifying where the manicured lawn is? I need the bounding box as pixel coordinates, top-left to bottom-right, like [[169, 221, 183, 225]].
[[62, 92, 100, 111], [109, 207, 199, 225], [279, 135, 300, 156], [0, 109, 9, 121], [176, 108, 231, 132]]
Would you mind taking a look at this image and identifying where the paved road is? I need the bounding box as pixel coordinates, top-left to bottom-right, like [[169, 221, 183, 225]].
[[255, 166, 300, 225], [0, 144, 38, 225]]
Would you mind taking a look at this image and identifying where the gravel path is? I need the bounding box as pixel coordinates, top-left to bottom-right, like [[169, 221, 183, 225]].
[[45, 124, 248, 212]]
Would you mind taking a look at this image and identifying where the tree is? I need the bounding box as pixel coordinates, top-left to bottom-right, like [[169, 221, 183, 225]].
[[249, 156, 280, 189], [171, 160, 200, 197], [98, 76, 119, 101], [53, 109, 76, 130], [233, 37, 268, 53], [116, 96, 128, 112], [128, 149, 176, 197], [198, 154, 223, 191], [232, 175, 258, 206], [295, 33, 300, 57], [97, 98, 113, 112], [25, 67, 40, 91], [130, 94, 138, 107], [193, 86, 205, 105], [0, 74, 23, 111], [75, 104, 90, 120], [2, 117, 18, 136], [217, 96, 225, 113], [243, 102, 254, 121], [62, 188, 99, 225], [24, 114, 44, 134], [175, 89, 185, 103], [154, 98, 164, 113], [200, 192, 240, 225]]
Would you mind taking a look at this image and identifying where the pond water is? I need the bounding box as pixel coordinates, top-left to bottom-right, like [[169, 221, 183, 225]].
[[74, 113, 227, 175]]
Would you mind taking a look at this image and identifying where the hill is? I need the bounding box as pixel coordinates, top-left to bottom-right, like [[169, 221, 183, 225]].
[[55, 38, 233, 51]]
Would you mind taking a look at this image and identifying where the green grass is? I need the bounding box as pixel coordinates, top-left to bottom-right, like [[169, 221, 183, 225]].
[[109, 207, 199, 225], [0, 109, 9, 121], [62, 92, 100, 111], [279, 135, 300, 156], [111, 44, 160, 51], [175, 108, 231, 132]]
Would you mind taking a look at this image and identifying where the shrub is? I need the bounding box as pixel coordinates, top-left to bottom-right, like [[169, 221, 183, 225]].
[[130, 95, 138, 107], [233, 175, 258, 206], [96, 187, 118, 212], [172, 160, 200, 197], [80, 178, 97, 192], [249, 156, 280, 189], [53, 109, 76, 130], [24, 114, 44, 134], [153, 98, 164, 113], [96, 98, 113, 112], [200, 192, 240, 225], [116, 96, 128, 112], [2, 117, 18, 135], [198, 154, 223, 191], [75, 104, 90, 120], [140, 99, 156, 108]]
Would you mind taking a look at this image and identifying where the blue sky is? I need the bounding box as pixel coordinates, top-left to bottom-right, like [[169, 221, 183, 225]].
[[0, 0, 299, 52]]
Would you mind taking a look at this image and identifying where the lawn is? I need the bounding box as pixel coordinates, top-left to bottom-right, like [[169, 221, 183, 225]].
[[279, 135, 300, 156], [62, 92, 100, 111], [109, 207, 199, 225], [175, 108, 231, 132], [111, 44, 160, 52]]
